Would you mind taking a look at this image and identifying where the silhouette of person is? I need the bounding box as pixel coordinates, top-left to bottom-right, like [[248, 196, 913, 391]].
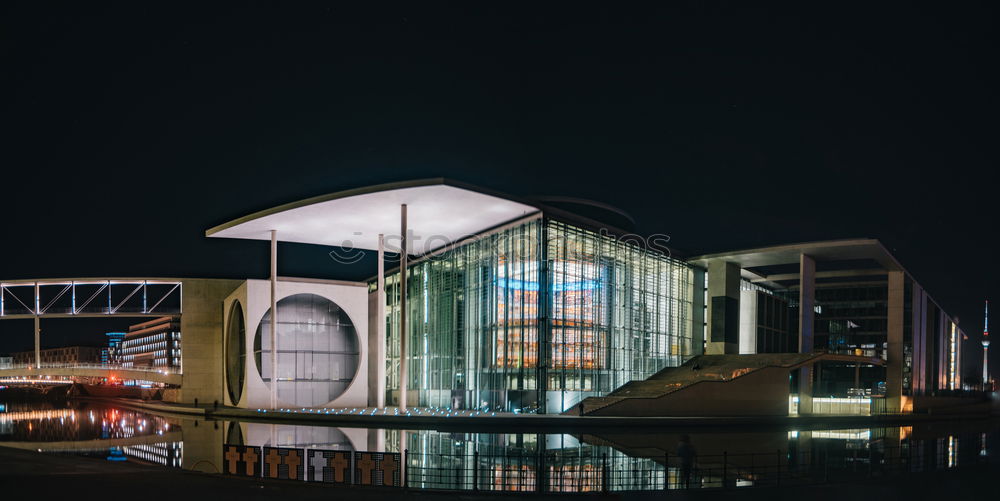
[[677, 434, 696, 488]]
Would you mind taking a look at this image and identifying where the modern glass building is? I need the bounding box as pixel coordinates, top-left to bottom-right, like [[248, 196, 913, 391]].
[[381, 217, 698, 413], [119, 316, 181, 369], [208, 179, 969, 416], [690, 240, 968, 415]]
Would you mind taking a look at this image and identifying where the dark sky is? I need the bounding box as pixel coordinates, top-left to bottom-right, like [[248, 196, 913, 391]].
[[1, 4, 997, 377]]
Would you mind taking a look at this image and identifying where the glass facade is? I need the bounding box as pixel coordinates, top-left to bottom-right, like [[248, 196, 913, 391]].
[[382, 217, 697, 414], [777, 281, 891, 397], [254, 293, 361, 407]]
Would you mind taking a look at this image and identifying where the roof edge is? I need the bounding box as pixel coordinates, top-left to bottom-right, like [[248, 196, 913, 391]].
[[204, 178, 542, 238], [687, 238, 884, 263]]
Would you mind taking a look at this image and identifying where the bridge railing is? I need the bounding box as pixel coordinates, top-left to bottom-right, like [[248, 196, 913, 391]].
[[0, 363, 181, 375]]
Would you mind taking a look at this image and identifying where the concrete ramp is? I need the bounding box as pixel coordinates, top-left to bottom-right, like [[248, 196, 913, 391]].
[[566, 353, 883, 417]]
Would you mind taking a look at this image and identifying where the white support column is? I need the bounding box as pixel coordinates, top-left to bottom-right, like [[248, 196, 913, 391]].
[[798, 254, 816, 415], [399, 429, 407, 482], [34, 282, 40, 367], [376, 234, 387, 407], [399, 204, 408, 411], [798, 254, 816, 353], [34, 317, 41, 367], [270, 230, 278, 410]]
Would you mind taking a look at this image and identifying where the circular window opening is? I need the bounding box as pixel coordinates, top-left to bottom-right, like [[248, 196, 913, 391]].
[[253, 293, 360, 407], [225, 301, 246, 405]]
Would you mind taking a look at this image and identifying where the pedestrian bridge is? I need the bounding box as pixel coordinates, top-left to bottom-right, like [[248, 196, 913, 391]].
[[0, 431, 184, 452], [0, 364, 181, 385]]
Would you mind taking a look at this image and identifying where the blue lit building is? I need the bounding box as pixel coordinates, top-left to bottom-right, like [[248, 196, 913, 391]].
[[102, 332, 125, 365]]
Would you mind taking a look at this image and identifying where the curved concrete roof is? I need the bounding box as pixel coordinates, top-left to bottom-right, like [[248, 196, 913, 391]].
[[206, 178, 540, 256]]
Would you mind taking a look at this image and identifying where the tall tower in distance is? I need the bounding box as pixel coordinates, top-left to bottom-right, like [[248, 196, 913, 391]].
[[983, 300, 990, 387]]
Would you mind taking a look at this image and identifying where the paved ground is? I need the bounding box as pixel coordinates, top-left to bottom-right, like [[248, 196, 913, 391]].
[[1, 445, 997, 500]]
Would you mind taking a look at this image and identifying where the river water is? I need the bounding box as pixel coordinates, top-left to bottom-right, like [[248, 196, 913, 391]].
[[2, 399, 998, 492]]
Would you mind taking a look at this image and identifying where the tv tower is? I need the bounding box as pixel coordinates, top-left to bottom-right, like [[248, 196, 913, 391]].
[[983, 300, 990, 386]]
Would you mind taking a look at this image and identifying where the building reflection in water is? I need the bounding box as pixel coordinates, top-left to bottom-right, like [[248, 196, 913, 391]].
[[1, 401, 998, 491], [0, 401, 181, 467]]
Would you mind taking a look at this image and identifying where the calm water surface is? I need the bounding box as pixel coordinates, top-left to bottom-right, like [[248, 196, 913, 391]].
[[2, 399, 998, 491]]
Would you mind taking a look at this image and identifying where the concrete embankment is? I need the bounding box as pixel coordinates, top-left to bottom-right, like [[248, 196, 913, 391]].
[[98, 397, 1000, 432]]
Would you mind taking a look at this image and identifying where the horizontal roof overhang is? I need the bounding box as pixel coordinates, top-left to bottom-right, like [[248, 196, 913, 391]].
[[205, 179, 541, 256], [687, 239, 903, 271], [687, 239, 905, 286]]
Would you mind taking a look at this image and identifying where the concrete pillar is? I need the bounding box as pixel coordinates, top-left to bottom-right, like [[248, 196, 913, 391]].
[[936, 312, 948, 391], [366, 428, 386, 453], [181, 416, 224, 473], [739, 289, 758, 354], [949, 319, 962, 391], [368, 234, 387, 408], [34, 282, 40, 367], [798, 254, 816, 415], [886, 270, 905, 412], [34, 316, 40, 367], [691, 268, 706, 356], [178, 279, 242, 405], [269, 230, 278, 410], [399, 205, 408, 411], [798, 254, 816, 353], [925, 303, 938, 392], [911, 285, 927, 396], [706, 260, 740, 355]]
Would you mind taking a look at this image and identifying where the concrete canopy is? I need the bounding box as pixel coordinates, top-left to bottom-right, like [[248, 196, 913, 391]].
[[687, 239, 904, 271], [205, 179, 540, 256], [687, 239, 905, 286]]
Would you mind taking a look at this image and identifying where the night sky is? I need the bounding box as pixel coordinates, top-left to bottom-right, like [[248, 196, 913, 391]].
[[1, 4, 997, 378]]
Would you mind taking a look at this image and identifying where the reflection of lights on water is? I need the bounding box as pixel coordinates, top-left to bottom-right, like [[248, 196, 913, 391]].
[[811, 429, 871, 441], [0, 409, 75, 424], [252, 406, 493, 418], [947, 435, 957, 468]]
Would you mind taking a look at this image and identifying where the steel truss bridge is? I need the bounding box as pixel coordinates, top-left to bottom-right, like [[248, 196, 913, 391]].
[[0, 278, 182, 318], [0, 277, 184, 370]]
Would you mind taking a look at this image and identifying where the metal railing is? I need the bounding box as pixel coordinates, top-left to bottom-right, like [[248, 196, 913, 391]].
[[0, 363, 181, 375], [402, 443, 991, 493]]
